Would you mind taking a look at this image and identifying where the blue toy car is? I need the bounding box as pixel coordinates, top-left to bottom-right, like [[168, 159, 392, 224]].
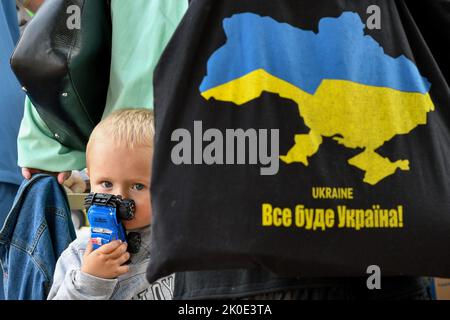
[[84, 193, 135, 250]]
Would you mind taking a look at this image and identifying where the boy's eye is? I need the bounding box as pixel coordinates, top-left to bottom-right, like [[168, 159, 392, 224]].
[[132, 183, 145, 191], [101, 181, 113, 189]]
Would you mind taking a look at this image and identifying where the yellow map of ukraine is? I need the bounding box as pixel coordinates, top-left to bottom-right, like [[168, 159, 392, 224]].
[[199, 12, 434, 185]]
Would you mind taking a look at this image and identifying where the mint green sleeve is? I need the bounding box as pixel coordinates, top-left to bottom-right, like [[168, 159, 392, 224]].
[[105, 0, 188, 114], [17, 97, 86, 171]]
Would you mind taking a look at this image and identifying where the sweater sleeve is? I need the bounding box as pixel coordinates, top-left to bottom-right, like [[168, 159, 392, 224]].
[[17, 97, 86, 172], [47, 242, 118, 300], [104, 0, 188, 114]]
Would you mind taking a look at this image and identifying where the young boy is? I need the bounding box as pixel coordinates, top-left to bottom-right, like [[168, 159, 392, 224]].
[[48, 109, 173, 300]]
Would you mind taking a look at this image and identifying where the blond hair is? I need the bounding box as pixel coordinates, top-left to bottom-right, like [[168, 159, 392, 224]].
[[87, 108, 155, 155]]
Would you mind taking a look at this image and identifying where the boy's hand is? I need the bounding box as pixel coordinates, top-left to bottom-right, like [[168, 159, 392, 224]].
[[81, 240, 130, 279]]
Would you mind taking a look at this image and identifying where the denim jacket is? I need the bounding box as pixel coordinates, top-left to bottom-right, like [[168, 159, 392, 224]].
[[0, 174, 76, 300]]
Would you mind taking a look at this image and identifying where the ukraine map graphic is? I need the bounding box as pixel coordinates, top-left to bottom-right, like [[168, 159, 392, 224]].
[[199, 12, 435, 185]]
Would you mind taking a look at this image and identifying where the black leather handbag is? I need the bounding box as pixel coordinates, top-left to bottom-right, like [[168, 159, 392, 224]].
[[11, 0, 112, 151]]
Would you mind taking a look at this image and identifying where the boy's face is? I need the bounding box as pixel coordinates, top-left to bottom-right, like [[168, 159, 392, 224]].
[[87, 138, 153, 230]]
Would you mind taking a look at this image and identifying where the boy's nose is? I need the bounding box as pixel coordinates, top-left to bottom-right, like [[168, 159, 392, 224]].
[[114, 187, 129, 199]]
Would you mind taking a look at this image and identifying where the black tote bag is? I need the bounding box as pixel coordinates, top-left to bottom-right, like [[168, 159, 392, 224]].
[[11, 0, 111, 151], [147, 0, 450, 282]]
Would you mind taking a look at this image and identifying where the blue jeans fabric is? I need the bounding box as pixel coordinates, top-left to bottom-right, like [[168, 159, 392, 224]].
[[0, 182, 19, 300], [0, 174, 76, 300]]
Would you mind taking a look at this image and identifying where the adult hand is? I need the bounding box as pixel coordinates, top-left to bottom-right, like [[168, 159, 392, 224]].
[[21, 167, 71, 184]]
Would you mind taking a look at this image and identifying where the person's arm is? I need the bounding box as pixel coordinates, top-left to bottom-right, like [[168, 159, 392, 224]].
[[105, 0, 188, 113], [17, 97, 86, 182]]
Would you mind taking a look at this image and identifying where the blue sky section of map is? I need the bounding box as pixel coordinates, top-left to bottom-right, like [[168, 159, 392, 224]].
[[199, 12, 431, 95]]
